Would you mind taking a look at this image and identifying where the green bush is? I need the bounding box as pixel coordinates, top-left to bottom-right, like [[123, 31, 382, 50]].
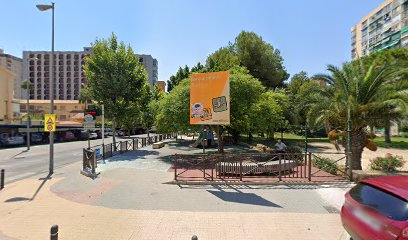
[[370, 153, 405, 172], [312, 157, 338, 175], [401, 132, 408, 138]]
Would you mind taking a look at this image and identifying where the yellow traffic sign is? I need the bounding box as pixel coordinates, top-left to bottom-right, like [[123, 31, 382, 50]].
[[44, 114, 56, 132]]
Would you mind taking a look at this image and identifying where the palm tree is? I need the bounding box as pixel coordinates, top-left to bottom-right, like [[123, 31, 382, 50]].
[[307, 59, 407, 170]]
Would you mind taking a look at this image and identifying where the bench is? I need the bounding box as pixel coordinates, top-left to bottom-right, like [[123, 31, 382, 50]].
[[153, 142, 165, 149]]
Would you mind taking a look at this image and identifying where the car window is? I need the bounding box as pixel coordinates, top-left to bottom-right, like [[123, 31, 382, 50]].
[[349, 183, 408, 221]]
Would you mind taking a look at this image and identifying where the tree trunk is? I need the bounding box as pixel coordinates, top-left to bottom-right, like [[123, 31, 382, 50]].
[[248, 132, 253, 144], [217, 126, 224, 153], [270, 130, 275, 141], [350, 147, 363, 170], [384, 124, 391, 144], [232, 131, 240, 144]]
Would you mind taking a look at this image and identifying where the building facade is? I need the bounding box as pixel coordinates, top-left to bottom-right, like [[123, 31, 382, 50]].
[[0, 49, 23, 99], [351, 0, 408, 59], [0, 66, 20, 124], [22, 47, 93, 100], [156, 81, 166, 92], [19, 99, 85, 122], [137, 54, 158, 87]]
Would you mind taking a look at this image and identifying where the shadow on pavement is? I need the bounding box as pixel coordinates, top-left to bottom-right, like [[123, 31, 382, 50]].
[[176, 183, 354, 190], [207, 190, 282, 208], [4, 174, 51, 203], [106, 150, 159, 162]]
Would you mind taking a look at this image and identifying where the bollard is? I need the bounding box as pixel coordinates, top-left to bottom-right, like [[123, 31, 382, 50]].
[[0, 169, 4, 190], [192, 235, 198, 240], [50, 225, 58, 240]]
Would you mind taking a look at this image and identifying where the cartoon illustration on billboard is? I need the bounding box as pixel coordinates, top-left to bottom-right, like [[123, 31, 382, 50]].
[[192, 103, 212, 120], [191, 103, 203, 118], [212, 96, 228, 112]]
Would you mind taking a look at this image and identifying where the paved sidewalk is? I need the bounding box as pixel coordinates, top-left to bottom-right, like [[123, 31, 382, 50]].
[[0, 139, 351, 239], [0, 177, 344, 240]]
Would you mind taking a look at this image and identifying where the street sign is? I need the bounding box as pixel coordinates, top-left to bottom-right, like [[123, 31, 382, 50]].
[[95, 148, 101, 159], [84, 113, 96, 130], [85, 105, 102, 116], [44, 114, 56, 132]]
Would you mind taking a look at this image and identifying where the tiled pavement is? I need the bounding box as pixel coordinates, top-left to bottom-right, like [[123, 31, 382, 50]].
[[0, 139, 353, 239]]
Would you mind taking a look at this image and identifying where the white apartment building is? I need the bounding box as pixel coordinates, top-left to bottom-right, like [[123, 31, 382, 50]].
[[137, 54, 158, 87], [351, 0, 408, 59], [22, 47, 93, 100]]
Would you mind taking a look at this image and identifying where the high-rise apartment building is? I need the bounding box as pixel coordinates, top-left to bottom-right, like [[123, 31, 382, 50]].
[[351, 0, 408, 59], [22, 47, 93, 100], [137, 54, 158, 87], [22, 49, 158, 100], [0, 49, 23, 99]]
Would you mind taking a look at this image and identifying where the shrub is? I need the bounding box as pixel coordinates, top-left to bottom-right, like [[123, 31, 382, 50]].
[[370, 153, 405, 172], [401, 132, 408, 138], [312, 157, 338, 175]]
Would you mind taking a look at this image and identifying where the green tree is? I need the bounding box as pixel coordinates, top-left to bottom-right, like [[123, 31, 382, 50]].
[[167, 63, 204, 92], [83, 33, 149, 146], [227, 66, 266, 142], [250, 90, 285, 139], [234, 31, 289, 88], [353, 48, 408, 143], [156, 66, 285, 151], [205, 31, 289, 89], [205, 46, 239, 72], [309, 59, 408, 170], [140, 84, 163, 138], [156, 79, 193, 134], [287, 71, 309, 96]]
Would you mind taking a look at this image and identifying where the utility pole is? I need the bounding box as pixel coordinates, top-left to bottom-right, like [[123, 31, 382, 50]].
[[26, 85, 31, 151], [102, 104, 105, 146], [37, 2, 55, 175]]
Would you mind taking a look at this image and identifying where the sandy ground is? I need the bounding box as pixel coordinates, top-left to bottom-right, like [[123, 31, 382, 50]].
[[309, 142, 408, 171]]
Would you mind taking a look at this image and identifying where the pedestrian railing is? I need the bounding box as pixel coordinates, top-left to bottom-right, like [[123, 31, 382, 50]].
[[173, 152, 346, 182], [81, 134, 175, 179]]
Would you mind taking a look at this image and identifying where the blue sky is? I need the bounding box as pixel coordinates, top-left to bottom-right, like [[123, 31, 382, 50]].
[[1, 0, 384, 83]]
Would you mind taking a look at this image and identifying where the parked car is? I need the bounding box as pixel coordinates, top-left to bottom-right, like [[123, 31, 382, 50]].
[[104, 128, 113, 136], [0, 134, 25, 146], [74, 130, 89, 141], [116, 129, 124, 136], [89, 131, 98, 140], [95, 130, 109, 139], [341, 176, 408, 240], [57, 131, 76, 142], [30, 133, 43, 144]]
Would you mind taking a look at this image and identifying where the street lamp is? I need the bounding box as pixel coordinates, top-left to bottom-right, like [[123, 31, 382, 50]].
[[37, 2, 55, 175]]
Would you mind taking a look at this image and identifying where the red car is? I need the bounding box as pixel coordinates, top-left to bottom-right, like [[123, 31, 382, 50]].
[[341, 176, 408, 240]]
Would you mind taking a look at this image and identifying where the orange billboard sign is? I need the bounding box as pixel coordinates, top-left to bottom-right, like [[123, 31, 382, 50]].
[[190, 71, 230, 125]]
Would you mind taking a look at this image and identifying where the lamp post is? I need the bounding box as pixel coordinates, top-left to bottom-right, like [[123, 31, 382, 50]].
[[21, 80, 33, 151], [37, 2, 55, 175]]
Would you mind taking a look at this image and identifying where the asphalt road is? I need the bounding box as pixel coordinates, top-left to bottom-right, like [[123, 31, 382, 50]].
[[0, 134, 155, 183]]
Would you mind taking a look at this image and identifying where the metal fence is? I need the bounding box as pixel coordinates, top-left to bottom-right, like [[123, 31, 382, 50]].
[[174, 152, 347, 182], [82, 134, 175, 176]]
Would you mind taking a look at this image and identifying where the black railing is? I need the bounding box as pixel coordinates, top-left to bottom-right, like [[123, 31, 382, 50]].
[[173, 152, 348, 182], [83, 134, 175, 177]]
